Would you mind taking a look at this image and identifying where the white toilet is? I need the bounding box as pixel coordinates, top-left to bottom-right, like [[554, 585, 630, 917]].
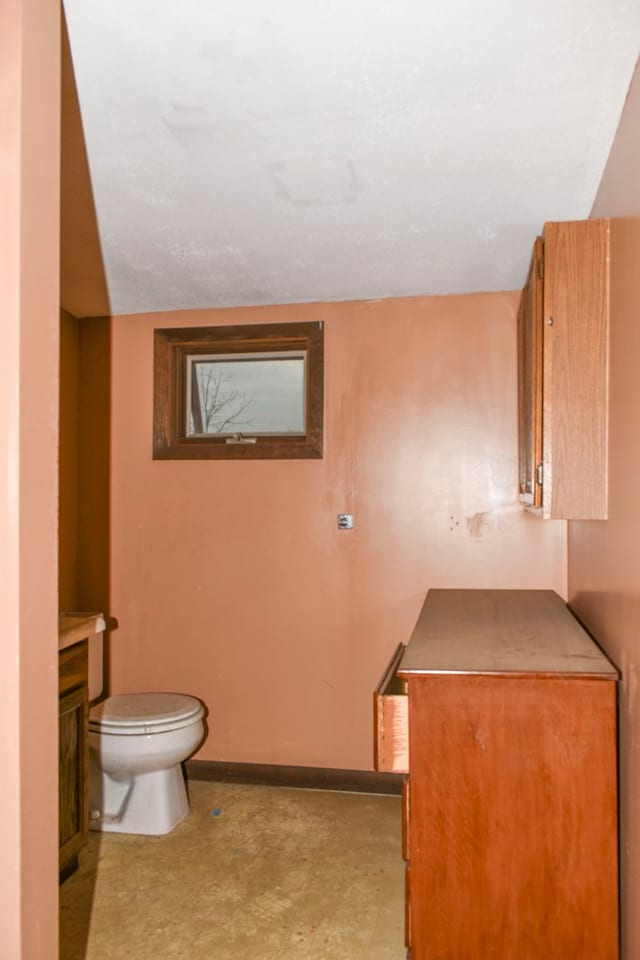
[[88, 692, 205, 836]]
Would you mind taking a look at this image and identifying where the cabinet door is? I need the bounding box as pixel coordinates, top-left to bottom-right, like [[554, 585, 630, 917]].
[[59, 683, 88, 871], [517, 236, 544, 507], [407, 673, 618, 959], [517, 219, 609, 519], [542, 219, 609, 519]]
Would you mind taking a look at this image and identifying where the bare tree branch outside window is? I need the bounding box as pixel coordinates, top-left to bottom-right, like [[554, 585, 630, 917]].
[[191, 365, 255, 434]]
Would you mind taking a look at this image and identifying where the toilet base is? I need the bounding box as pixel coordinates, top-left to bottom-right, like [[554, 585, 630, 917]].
[[90, 763, 190, 836]]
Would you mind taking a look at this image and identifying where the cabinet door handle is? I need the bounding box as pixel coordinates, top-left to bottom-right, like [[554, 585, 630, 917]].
[[536, 462, 543, 487]]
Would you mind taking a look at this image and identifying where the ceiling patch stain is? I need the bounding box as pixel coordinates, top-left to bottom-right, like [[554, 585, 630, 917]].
[[267, 157, 361, 207], [162, 103, 217, 149], [199, 41, 261, 87]]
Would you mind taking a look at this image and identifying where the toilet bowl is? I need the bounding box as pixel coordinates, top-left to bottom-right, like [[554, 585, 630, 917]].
[[89, 692, 205, 836]]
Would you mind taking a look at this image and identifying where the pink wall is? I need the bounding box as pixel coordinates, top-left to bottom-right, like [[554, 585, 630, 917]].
[[60, 311, 79, 610], [109, 293, 565, 770], [0, 0, 60, 956], [568, 62, 640, 957]]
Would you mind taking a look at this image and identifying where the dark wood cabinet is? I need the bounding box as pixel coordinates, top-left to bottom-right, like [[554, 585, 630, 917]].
[[517, 219, 609, 519], [59, 640, 89, 879], [375, 589, 619, 959]]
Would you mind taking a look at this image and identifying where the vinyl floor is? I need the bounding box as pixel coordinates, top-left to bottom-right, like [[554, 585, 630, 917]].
[[59, 780, 405, 960]]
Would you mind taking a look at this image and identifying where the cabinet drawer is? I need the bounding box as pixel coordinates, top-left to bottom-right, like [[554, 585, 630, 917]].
[[373, 643, 408, 774], [59, 640, 89, 696]]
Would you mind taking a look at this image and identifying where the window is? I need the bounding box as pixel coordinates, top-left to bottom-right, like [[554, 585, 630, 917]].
[[153, 321, 324, 459]]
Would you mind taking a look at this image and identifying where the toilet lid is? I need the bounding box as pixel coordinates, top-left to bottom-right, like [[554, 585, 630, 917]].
[[90, 692, 203, 729]]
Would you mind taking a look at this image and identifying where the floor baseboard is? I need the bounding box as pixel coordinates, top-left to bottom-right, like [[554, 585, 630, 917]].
[[185, 759, 403, 796]]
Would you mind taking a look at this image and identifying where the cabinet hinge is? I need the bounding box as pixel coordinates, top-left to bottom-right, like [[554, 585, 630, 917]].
[[536, 462, 543, 487]]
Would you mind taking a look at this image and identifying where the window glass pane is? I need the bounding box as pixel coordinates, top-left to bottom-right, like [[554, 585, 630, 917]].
[[187, 353, 306, 436]]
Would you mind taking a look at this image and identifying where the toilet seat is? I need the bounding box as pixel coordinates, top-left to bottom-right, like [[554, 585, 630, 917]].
[[90, 693, 204, 735]]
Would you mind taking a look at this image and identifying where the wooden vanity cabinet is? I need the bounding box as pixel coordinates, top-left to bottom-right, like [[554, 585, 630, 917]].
[[518, 218, 609, 519], [374, 589, 619, 959], [59, 640, 89, 879]]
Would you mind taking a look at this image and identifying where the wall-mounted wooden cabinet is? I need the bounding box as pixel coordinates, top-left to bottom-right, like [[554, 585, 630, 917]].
[[518, 219, 609, 519], [374, 589, 619, 959]]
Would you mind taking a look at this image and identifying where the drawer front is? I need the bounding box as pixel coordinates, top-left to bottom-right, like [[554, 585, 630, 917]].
[[59, 640, 89, 696], [373, 643, 408, 774]]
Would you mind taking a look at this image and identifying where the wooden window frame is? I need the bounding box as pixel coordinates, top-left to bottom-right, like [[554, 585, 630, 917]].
[[153, 321, 324, 460]]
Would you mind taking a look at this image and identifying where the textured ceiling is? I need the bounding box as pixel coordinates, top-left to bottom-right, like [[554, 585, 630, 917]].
[[63, 0, 640, 317]]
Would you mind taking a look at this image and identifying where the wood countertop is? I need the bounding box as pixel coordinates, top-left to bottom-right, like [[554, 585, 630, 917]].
[[59, 613, 106, 651], [398, 589, 618, 679]]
